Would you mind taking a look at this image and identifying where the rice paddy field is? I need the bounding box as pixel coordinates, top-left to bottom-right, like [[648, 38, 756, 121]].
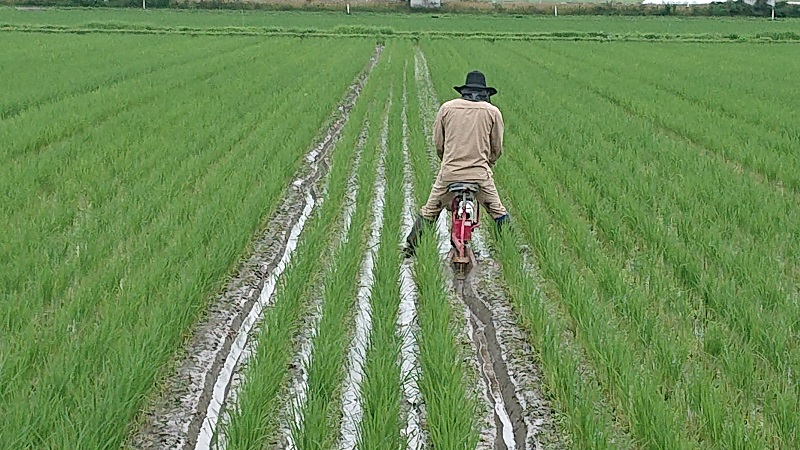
[[1, 7, 800, 450]]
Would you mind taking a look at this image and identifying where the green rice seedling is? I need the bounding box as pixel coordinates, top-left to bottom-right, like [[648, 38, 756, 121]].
[[504, 42, 800, 447], [422, 37, 752, 446], [492, 162, 645, 450], [476, 37, 792, 447], [404, 50, 435, 203], [0, 36, 257, 164], [0, 39, 368, 394], [222, 101, 373, 450], [405, 44, 490, 449], [0, 36, 374, 449], [355, 177, 405, 448], [290, 147, 376, 448], [290, 60, 388, 449], [410, 228, 480, 449], [405, 51, 481, 441], [356, 52, 406, 450], [462, 38, 792, 447], [219, 43, 387, 450], [0, 33, 214, 121], [492, 224, 629, 450], [5, 12, 800, 448]]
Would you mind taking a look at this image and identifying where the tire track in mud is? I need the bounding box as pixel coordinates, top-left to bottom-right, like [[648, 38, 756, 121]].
[[338, 101, 389, 450], [460, 274, 522, 450], [413, 45, 560, 450], [129, 45, 382, 450], [201, 190, 317, 450]]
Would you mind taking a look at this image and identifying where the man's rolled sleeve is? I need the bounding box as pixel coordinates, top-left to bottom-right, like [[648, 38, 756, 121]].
[[489, 109, 504, 166], [433, 107, 446, 160]]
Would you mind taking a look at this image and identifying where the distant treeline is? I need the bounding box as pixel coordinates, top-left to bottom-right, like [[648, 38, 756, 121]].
[[3, 0, 800, 18]]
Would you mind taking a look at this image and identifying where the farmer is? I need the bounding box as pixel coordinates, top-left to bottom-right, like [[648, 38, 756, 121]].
[[404, 70, 510, 256]]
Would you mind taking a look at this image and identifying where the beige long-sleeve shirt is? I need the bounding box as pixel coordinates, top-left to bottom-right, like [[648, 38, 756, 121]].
[[433, 98, 504, 182]]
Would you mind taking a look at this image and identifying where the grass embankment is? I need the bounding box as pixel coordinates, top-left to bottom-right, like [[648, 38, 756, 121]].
[[3, 8, 800, 35], [5, 22, 800, 42]]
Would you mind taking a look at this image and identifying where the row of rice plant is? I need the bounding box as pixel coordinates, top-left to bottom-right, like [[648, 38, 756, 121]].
[[561, 43, 798, 137], [403, 43, 483, 449], [0, 35, 254, 164], [0, 36, 374, 449], [287, 55, 390, 450], [273, 42, 483, 449], [0, 33, 227, 120], [423, 38, 800, 448], [420, 40, 631, 449], [223, 43, 385, 449], [352, 63, 404, 450], [546, 42, 800, 191], [510, 40, 800, 448]]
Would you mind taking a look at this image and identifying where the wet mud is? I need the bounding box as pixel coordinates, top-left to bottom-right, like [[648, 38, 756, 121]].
[[466, 243, 565, 450]]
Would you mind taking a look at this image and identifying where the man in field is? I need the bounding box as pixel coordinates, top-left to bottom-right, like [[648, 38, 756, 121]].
[[404, 70, 510, 256]]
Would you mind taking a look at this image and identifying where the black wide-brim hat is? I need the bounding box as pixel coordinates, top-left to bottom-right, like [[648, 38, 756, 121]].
[[454, 70, 497, 96]]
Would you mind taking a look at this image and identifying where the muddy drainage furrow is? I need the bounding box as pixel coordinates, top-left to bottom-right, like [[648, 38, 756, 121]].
[[475, 234, 565, 449], [199, 46, 383, 450], [398, 81, 426, 450], [281, 125, 369, 450], [437, 221, 530, 450], [461, 244, 527, 450], [338, 106, 389, 450], [431, 215, 498, 448], [198, 191, 317, 450], [129, 45, 382, 450]]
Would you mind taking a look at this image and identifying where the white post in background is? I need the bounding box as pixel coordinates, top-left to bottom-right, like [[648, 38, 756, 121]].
[[142, 0, 146, 9], [772, 5, 776, 19], [554, 4, 558, 16], [346, 3, 350, 14]]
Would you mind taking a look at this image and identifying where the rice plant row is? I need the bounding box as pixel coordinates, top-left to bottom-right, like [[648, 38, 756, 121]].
[[422, 38, 800, 449], [0, 36, 375, 449], [5, 29, 799, 450]]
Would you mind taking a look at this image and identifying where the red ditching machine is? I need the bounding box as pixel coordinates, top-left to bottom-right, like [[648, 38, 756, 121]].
[[447, 182, 480, 280]]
